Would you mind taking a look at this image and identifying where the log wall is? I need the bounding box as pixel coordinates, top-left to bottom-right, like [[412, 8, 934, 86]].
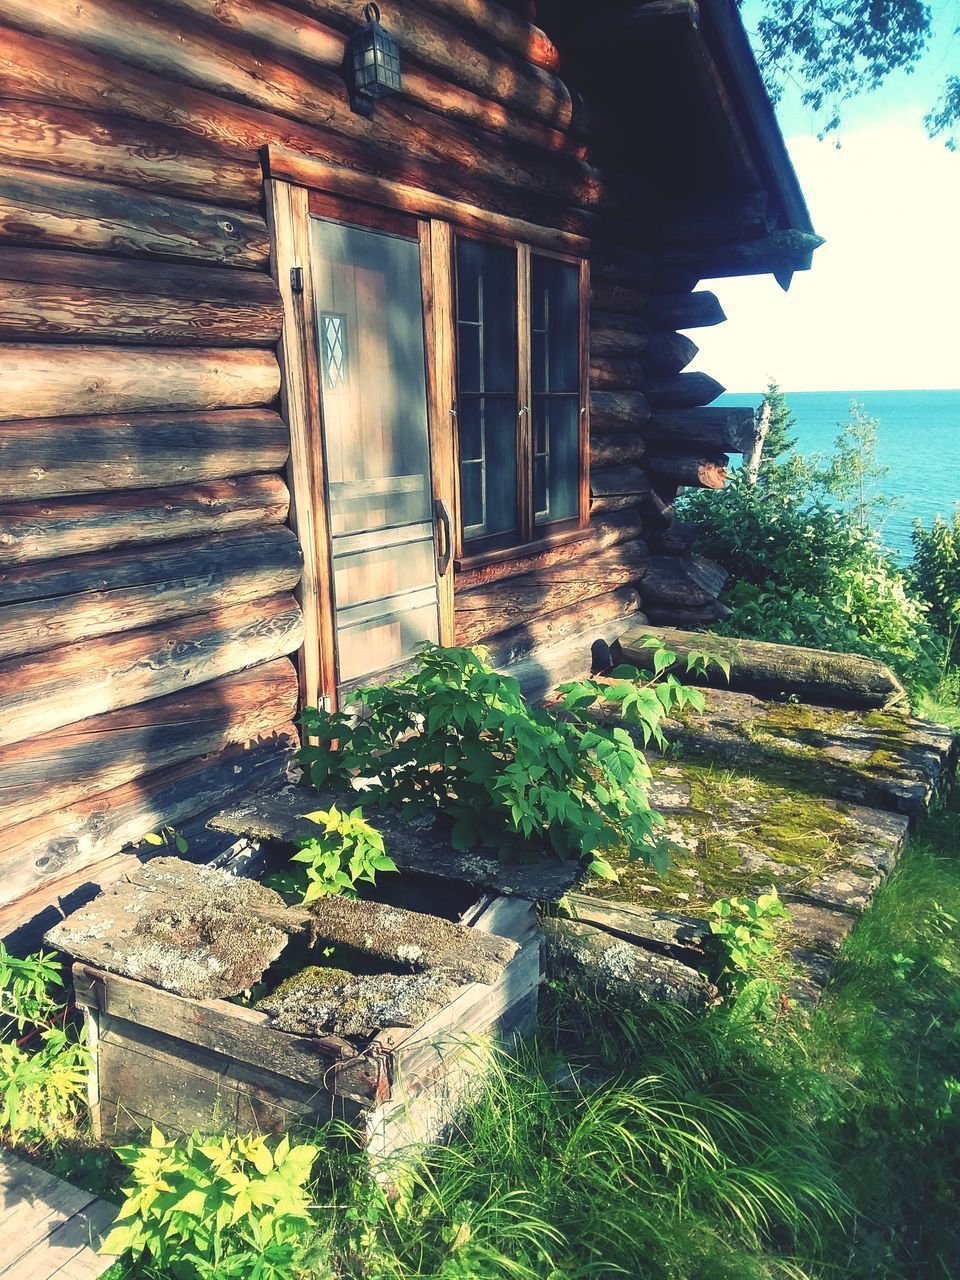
[[0, 0, 741, 941]]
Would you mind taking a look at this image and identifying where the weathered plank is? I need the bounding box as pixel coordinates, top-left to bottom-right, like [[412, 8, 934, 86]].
[[483, 585, 644, 668], [0, 165, 269, 266], [454, 540, 650, 645], [0, 99, 261, 207], [0, 1149, 116, 1279], [0, 279, 281, 346], [0, 346, 280, 423], [0, 408, 288, 500], [0, 733, 296, 911], [0, 526, 303, 660], [0, 473, 289, 566], [0, 592, 303, 748], [208, 782, 585, 901], [0, 659, 298, 830], [456, 512, 644, 590]]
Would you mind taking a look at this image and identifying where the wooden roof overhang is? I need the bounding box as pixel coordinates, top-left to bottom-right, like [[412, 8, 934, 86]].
[[543, 0, 823, 287]]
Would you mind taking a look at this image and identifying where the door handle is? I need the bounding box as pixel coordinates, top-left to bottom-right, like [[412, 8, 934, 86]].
[[434, 498, 452, 576]]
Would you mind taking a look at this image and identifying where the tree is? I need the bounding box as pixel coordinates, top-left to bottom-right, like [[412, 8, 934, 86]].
[[746, 1, 959, 147], [746, 380, 797, 483], [820, 402, 891, 528]]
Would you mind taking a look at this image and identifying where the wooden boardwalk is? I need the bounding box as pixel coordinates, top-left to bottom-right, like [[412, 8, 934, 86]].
[[0, 1148, 117, 1279]]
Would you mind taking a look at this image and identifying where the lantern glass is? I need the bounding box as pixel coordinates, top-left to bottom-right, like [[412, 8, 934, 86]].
[[349, 4, 401, 113]]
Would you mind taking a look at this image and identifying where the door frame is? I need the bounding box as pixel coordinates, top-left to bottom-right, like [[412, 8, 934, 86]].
[[265, 170, 457, 714]]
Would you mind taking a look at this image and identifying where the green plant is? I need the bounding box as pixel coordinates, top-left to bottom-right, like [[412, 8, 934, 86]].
[[0, 945, 88, 1140], [912, 507, 960, 659], [268, 804, 397, 903], [299, 643, 713, 881], [706, 890, 790, 994], [102, 1128, 319, 1280], [140, 825, 189, 854]]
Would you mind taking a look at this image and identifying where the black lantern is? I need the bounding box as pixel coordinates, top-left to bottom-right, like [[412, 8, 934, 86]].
[[348, 4, 402, 117]]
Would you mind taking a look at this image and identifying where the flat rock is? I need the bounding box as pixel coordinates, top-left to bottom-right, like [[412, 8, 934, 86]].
[[209, 783, 585, 900], [656, 688, 956, 817], [45, 858, 296, 1000]]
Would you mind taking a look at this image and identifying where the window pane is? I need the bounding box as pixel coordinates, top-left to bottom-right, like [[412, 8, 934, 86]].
[[535, 396, 580, 526], [483, 397, 518, 537], [531, 255, 579, 394], [455, 237, 519, 543]]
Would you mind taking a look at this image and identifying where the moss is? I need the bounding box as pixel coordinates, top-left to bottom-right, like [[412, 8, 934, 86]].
[[864, 749, 904, 775]]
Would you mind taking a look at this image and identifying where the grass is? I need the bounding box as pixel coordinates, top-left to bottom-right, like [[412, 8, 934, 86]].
[[18, 790, 960, 1280]]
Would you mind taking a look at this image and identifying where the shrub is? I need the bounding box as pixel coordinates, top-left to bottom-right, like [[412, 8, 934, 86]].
[[299, 643, 714, 880], [267, 803, 397, 903], [102, 1129, 319, 1280], [0, 945, 88, 1141], [911, 508, 960, 653]]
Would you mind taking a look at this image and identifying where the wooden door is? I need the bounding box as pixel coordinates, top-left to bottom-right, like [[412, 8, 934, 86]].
[[309, 215, 444, 689]]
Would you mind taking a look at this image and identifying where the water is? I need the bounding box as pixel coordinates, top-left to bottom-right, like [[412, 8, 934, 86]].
[[715, 389, 960, 560]]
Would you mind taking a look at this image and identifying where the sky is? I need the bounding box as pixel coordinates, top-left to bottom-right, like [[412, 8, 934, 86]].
[[686, 3, 960, 394]]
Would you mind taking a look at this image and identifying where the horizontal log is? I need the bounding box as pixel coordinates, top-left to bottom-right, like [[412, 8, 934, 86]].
[[645, 332, 699, 376], [644, 373, 725, 409], [646, 292, 726, 330], [484, 585, 644, 669], [0, 659, 298, 830], [590, 389, 652, 431], [646, 453, 728, 489], [160, 0, 573, 153], [0, 592, 303, 749], [0, 165, 269, 266], [658, 191, 773, 245], [455, 542, 650, 646], [607, 0, 701, 37], [288, 0, 571, 128], [0, 474, 289, 566], [590, 464, 650, 498], [0, 100, 261, 207], [0, 279, 282, 347], [0, 247, 280, 302], [0, 526, 303, 660], [456, 512, 645, 590], [642, 602, 729, 626], [0, 409, 288, 502], [616, 628, 909, 709], [589, 245, 654, 287], [590, 355, 645, 390], [589, 434, 646, 470], [0, 3, 596, 218], [659, 230, 825, 281], [590, 280, 649, 315], [0, 347, 280, 424], [0, 732, 296, 917], [407, 0, 562, 73], [590, 323, 648, 360], [639, 554, 728, 608], [267, 149, 587, 257], [644, 407, 759, 455]]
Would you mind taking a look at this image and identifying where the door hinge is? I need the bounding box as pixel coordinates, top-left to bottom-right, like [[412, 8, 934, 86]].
[[290, 266, 304, 294]]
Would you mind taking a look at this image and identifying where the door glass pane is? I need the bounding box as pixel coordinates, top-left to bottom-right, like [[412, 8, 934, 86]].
[[455, 237, 519, 543], [311, 218, 440, 685], [532, 254, 581, 527]]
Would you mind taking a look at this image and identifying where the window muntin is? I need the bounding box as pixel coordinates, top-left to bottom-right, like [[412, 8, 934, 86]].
[[454, 236, 584, 551]]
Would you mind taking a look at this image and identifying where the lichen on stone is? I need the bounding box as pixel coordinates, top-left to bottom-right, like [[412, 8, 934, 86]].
[[257, 965, 458, 1040]]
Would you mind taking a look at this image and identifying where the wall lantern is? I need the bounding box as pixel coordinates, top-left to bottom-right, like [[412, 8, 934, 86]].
[[348, 4, 402, 117]]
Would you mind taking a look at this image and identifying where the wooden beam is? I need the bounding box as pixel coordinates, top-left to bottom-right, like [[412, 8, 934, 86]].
[[0, 592, 304, 749], [422, 219, 457, 643], [0, 100, 262, 208], [0, 474, 289, 568], [590, 389, 652, 431], [264, 148, 589, 257], [0, 409, 289, 501], [484, 585, 644, 669], [646, 452, 728, 489], [0, 659, 298, 830], [645, 331, 699, 376], [590, 355, 646, 390], [0, 165, 270, 266], [265, 177, 333, 716], [0, 526, 303, 661], [607, 0, 700, 37], [644, 372, 725, 409], [646, 291, 726, 330], [0, 347, 280, 424], [644, 406, 757, 454]]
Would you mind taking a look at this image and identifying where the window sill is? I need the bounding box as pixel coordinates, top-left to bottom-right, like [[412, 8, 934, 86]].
[[455, 524, 590, 574]]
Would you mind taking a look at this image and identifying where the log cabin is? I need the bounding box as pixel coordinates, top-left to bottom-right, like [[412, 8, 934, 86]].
[[0, 0, 821, 947]]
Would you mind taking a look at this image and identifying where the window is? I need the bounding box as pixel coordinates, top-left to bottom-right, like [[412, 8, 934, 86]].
[[454, 236, 587, 554]]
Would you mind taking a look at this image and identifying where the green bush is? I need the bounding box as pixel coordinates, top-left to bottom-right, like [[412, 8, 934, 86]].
[[102, 1129, 318, 1280], [266, 803, 397, 903], [0, 945, 88, 1141], [299, 643, 715, 880], [911, 507, 960, 652]]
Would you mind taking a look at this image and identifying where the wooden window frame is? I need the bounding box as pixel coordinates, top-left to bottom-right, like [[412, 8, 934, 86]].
[[450, 233, 590, 571], [262, 147, 591, 707]]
